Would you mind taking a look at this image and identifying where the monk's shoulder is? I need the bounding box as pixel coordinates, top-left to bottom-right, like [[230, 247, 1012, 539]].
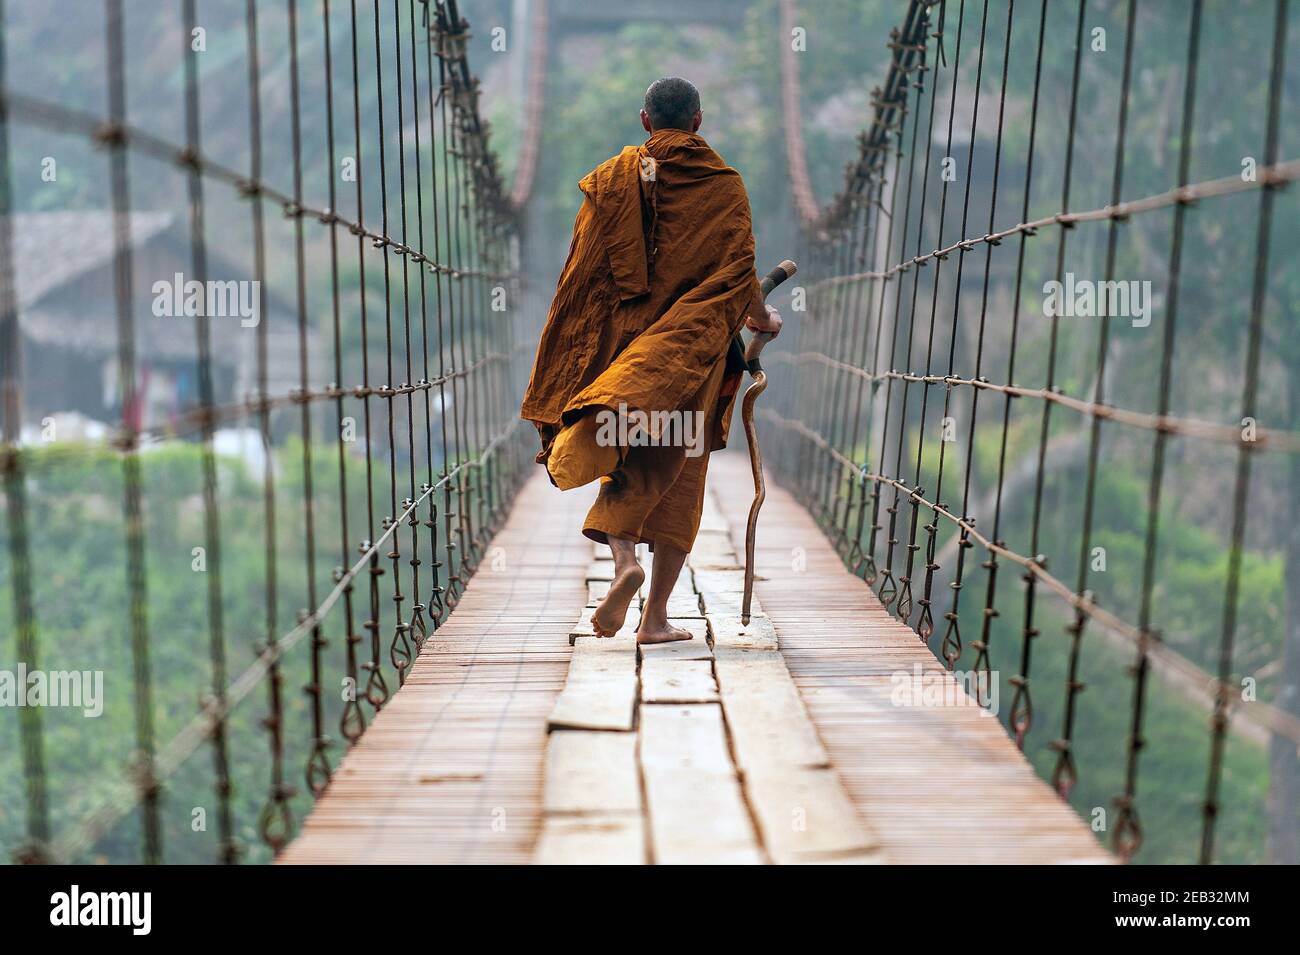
[[579, 147, 642, 193], [691, 147, 749, 192], [696, 161, 752, 214]]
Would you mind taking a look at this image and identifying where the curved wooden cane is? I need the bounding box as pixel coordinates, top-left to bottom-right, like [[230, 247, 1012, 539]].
[[741, 259, 797, 625]]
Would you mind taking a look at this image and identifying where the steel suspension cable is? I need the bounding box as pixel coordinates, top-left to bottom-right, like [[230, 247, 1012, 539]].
[[245, 0, 292, 853], [1201, 0, 1289, 866], [1035, 0, 1087, 798], [953, 0, 1013, 686], [1055, 0, 1139, 806], [181, 0, 237, 865], [104, 0, 161, 864], [999, 0, 1050, 742], [908, 0, 983, 643], [324, 0, 366, 750], [934, 0, 1014, 669], [864, 13, 934, 593], [881, 0, 950, 616], [0, 0, 49, 865]]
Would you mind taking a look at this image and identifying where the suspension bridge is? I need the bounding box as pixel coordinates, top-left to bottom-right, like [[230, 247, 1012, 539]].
[[1, 0, 1298, 866]]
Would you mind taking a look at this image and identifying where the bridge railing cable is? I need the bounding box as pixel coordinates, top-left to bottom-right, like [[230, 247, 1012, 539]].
[[764, 0, 1299, 863], [0, 0, 529, 863]]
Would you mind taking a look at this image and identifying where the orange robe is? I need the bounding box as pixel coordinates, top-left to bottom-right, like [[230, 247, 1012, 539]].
[[520, 128, 764, 552]]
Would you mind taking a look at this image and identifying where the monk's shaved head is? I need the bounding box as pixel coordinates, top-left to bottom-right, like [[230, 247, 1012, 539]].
[[643, 77, 701, 132]]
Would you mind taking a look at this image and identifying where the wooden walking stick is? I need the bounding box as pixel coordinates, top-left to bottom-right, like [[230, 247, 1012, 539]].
[[739, 259, 797, 625]]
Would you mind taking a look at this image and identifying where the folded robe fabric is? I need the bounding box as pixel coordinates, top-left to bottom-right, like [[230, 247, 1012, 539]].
[[520, 127, 765, 457]]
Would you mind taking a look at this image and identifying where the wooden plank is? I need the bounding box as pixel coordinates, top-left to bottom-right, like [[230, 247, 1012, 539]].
[[640, 774, 763, 865], [670, 566, 695, 596], [543, 731, 641, 814], [710, 612, 778, 650], [688, 532, 743, 571], [548, 635, 638, 731], [693, 588, 762, 617], [712, 645, 829, 771], [744, 768, 884, 864], [639, 703, 733, 775], [692, 528, 733, 548], [665, 592, 703, 617], [637, 619, 711, 661], [569, 605, 640, 645], [692, 569, 748, 592], [639, 704, 763, 864], [692, 482, 885, 864], [641, 658, 718, 703], [689, 555, 744, 570], [587, 579, 611, 606], [534, 814, 646, 865], [688, 533, 739, 564], [585, 559, 616, 581], [698, 501, 729, 534]]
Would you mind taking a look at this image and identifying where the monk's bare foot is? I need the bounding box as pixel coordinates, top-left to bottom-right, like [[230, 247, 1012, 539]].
[[636, 619, 693, 645], [591, 563, 644, 637]]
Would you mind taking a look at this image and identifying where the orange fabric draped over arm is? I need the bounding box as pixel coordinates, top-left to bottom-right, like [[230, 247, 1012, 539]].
[[520, 128, 763, 456]]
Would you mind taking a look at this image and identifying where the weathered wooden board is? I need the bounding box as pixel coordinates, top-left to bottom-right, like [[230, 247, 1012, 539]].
[[587, 579, 611, 606], [543, 730, 641, 815], [687, 532, 741, 570], [712, 646, 830, 771], [744, 768, 884, 864], [710, 613, 778, 651], [692, 528, 733, 548], [639, 703, 732, 775], [665, 592, 703, 617], [693, 588, 762, 617], [639, 704, 763, 864], [569, 605, 640, 645], [534, 813, 645, 865], [692, 569, 748, 593], [637, 619, 711, 662], [697, 500, 730, 535], [669, 567, 696, 597], [640, 658, 718, 704], [547, 635, 638, 731]]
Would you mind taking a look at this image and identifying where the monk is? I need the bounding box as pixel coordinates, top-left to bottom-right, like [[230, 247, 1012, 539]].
[[520, 77, 782, 645]]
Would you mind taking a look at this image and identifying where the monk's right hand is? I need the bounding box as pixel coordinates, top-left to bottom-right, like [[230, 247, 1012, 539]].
[[745, 304, 782, 337]]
